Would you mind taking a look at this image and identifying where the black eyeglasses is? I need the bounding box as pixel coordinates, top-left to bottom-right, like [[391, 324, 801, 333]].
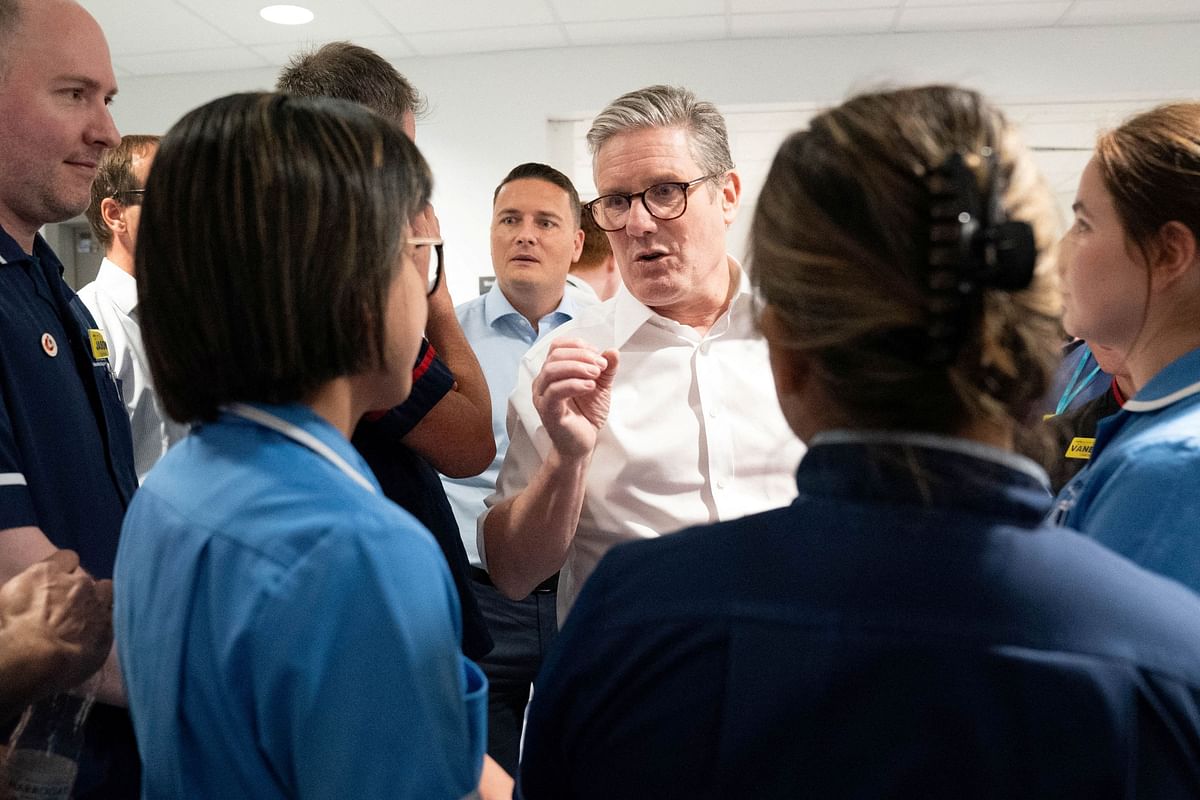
[[587, 173, 722, 231], [111, 188, 146, 204], [407, 237, 443, 296]]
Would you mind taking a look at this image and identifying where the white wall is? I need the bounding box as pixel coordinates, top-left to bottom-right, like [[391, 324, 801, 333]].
[[106, 23, 1200, 304]]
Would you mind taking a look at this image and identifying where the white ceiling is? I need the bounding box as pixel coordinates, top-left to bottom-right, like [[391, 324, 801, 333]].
[[82, 0, 1200, 78]]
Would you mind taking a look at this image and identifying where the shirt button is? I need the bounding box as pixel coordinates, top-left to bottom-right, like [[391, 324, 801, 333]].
[[716, 479, 727, 490], [708, 408, 718, 419]]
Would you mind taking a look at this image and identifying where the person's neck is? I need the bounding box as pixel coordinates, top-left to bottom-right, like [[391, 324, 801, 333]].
[[105, 247, 135, 276], [0, 209, 39, 254], [505, 285, 563, 332], [1125, 326, 1200, 391], [304, 377, 361, 439], [571, 264, 620, 300], [653, 257, 737, 335]]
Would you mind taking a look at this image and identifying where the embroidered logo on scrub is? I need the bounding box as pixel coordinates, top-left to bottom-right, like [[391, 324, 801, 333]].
[[1064, 437, 1095, 460], [88, 329, 109, 362]]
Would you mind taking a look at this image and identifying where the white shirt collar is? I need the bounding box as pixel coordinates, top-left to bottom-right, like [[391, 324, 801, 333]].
[[611, 255, 751, 349], [94, 258, 139, 316]]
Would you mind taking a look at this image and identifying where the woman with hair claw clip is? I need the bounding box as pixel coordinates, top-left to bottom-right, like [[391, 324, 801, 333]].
[[517, 85, 1200, 800]]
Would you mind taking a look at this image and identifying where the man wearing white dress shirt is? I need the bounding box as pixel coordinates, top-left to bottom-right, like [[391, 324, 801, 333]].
[[480, 85, 805, 623], [80, 135, 186, 482]]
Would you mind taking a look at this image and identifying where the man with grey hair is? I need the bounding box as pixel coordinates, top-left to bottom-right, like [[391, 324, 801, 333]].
[[480, 85, 804, 621]]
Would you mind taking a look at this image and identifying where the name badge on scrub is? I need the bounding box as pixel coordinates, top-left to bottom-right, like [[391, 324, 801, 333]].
[[87, 329, 109, 362], [1064, 437, 1095, 460]]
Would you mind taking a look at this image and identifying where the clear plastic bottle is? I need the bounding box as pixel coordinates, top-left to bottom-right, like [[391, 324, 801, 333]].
[[3, 692, 94, 800]]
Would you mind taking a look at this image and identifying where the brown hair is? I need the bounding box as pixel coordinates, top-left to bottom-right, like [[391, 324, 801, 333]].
[[493, 162, 581, 226], [1094, 102, 1200, 262], [751, 85, 1061, 434], [86, 134, 160, 249], [276, 41, 426, 126], [137, 92, 432, 422], [575, 204, 613, 270]]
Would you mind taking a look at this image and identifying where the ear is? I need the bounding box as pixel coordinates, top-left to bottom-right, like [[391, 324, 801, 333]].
[[100, 197, 124, 234], [570, 226, 584, 264], [720, 169, 741, 226], [1150, 220, 1199, 293]]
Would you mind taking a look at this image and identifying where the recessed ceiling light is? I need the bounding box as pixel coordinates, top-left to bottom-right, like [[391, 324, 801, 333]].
[[259, 5, 314, 25]]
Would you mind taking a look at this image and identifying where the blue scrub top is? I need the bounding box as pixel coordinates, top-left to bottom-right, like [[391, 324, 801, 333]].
[[115, 402, 486, 799], [1054, 346, 1200, 591]]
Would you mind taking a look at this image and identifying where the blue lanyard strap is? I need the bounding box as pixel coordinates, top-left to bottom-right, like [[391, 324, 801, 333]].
[[1054, 344, 1102, 416]]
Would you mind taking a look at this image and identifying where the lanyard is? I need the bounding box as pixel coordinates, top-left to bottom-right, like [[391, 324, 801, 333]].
[[1054, 344, 1103, 416], [223, 402, 377, 495]]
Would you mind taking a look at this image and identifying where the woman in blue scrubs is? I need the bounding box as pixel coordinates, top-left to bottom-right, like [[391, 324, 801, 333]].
[[112, 92, 485, 799], [1052, 103, 1200, 591]]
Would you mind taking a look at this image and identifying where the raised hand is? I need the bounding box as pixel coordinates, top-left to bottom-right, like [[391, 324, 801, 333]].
[[531, 338, 620, 459]]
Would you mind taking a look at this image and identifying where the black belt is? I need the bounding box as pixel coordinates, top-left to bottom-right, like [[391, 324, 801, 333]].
[[470, 565, 558, 594]]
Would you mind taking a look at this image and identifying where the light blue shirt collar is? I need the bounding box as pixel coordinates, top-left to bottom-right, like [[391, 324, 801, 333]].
[[482, 281, 577, 329]]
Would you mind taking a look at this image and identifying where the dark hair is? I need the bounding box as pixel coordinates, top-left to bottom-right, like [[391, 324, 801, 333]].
[[1095, 102, 1200, 262], [276, 41, 426, 126], [137, 92, 432, 423], [751, 85, 1061, 434], [575, 203, 612, 270], [86, 134, 160, 249], [492, 162, 581, 226]]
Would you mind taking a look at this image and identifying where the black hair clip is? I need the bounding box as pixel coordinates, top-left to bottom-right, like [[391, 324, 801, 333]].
[[922, 149, 1037, 365]]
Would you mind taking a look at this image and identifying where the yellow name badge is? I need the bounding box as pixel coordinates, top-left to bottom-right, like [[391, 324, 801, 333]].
[[1064, 437, 1095, 460], [88, 329, 110, 362]]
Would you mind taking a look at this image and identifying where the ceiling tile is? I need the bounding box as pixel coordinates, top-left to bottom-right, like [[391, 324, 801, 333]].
[[405, 25, 568, 56], [175, 0, 396, 46], [81, 1, 235, 54], [565, 16, 726, 46], [114, 47, 272, 77], [366, 0, 555, 33], [906, 0, 1072, 5], [252, 35, 417, 67], [731, 9, 896, 37], [553, 0, 723, 23], [896, 2, 1070, 31], [1061, 0, 1200, 26], [731, 0, 899, 10]]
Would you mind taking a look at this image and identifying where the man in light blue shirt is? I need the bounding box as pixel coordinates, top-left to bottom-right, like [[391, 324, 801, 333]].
[[442, 162, 594, 772]]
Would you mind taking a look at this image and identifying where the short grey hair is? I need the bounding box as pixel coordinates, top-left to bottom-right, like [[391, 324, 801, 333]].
[[586, 85, 735, 179]]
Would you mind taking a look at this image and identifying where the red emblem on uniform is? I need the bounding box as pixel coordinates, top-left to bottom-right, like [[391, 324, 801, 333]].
[[41, 332, 58, 357]]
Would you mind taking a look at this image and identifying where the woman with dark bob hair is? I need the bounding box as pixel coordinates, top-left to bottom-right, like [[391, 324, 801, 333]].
[[1053, 102, 1200, 591], [113, 92, 485, 798], [518, 86, 1200, 799]]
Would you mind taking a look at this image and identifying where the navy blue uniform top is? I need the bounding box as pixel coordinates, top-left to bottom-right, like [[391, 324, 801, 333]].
[[353, 339, 493, 660], [0, 225, 136, 578], [520, 431, 1200, 800]]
